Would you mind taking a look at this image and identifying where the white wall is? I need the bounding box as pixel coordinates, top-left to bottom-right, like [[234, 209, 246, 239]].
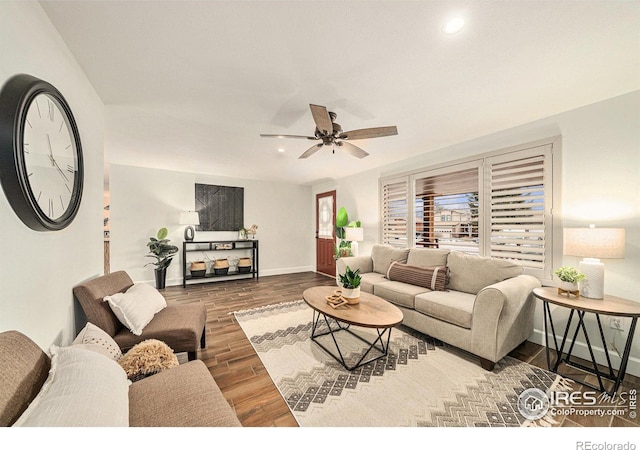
[[109, 164, 314, 285], [313, 90, 640, 376], [0, 2, 104, 348]]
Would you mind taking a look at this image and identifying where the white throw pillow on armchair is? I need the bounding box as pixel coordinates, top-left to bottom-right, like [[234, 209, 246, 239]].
[[103, 283, 167, 335], [72, 322, 123, 360]]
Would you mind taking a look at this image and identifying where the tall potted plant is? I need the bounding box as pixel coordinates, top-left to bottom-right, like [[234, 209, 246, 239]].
[[145, 227, 179, 289], [334, 207, 361, 258]]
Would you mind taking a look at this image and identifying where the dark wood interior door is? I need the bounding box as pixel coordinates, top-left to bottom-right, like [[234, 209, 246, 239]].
[[316, 190, 336, 277]]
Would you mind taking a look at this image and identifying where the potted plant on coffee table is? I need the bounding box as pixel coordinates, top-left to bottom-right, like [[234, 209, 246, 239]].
[[145, 227, 179, 289], [338, 265, 362, 304]]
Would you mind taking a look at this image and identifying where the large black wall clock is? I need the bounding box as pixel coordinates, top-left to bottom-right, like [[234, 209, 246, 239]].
[[0, 74, 83, 231]]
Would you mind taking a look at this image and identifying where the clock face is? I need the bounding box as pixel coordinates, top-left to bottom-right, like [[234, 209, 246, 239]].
[[22, 93, 80, 222], [0, 74, 83, 231]]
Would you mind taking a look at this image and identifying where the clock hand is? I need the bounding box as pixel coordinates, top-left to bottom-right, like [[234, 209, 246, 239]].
[[46, 133, 69, 183], [46, 134, 55, 167], [53, 159, 69, 183]]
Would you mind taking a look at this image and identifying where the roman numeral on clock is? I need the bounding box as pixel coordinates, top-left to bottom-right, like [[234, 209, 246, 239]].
[[48, 100, 55, 121]]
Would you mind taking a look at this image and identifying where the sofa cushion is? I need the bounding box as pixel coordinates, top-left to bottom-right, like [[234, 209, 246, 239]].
[[13, 345, 130, 427], [360, 272, 388, 294], [113, 302, 207, 353], [129, 360, 241, 427], [371, 245, 409, 274], [0, 331, 51, 427], [72, 271, 134, 337], [415, 290, 476, 329], [406, 248, 450, 268], [72, 322, 122, 361], [104, 283, 167, 336], [446, 251, 524, 295], [387, 262, 448, 291], [373, 281, 429, 309]]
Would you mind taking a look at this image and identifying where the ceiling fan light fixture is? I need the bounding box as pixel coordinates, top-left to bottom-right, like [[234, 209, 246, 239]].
[[261, 103, 397, 159], [443, 17, 465, 34]]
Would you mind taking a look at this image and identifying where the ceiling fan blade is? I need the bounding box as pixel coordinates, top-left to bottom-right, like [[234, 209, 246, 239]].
[[340, 141, 369, 159], [299, 143, 323, 159], [260, 134, 317, 140], [309, 104, 333, 135], [338, 126, 398, 140]]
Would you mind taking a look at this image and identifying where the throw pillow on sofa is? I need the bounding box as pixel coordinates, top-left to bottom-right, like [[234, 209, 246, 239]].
[[103, 283, 167, 336], [371, 245, 409, 274], [12, 345, 130, 427], [387, 261, 448, 291], [72, 322, 122, 360], [447, 251, 524, 294]]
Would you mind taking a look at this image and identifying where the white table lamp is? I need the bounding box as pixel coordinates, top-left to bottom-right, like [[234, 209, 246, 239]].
[[563, 225, 625, 299], [344, 227, 364, 257], [179, 211, 200, 241]]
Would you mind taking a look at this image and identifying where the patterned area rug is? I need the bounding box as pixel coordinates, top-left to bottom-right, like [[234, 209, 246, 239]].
[[235, 300, 571, 427]]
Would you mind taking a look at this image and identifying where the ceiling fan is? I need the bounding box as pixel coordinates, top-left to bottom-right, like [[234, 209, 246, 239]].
[[260, 104, 398, 159]]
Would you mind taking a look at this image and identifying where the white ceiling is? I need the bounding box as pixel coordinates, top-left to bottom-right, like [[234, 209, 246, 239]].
[[40, 1, 640, 186]]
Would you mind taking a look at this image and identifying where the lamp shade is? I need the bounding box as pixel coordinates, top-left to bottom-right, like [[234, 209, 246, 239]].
[[179, 211, 200, 226], [563, 227, 625, 259], [344, 227, 364, 242]]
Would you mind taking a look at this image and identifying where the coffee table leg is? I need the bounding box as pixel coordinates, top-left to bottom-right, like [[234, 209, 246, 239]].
[[310, 311, 393, 371]]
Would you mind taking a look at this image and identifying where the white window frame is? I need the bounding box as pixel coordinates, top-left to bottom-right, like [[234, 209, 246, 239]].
[[379, 175, 411, 248], [379, 136, 561, 283]]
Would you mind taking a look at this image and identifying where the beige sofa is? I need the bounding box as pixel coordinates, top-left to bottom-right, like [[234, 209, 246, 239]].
[[336, 245, 541, 370], [0, 330, 241, 427]]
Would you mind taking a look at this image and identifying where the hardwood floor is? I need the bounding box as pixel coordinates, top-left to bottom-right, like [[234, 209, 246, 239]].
[[162, 272, 639, 428]]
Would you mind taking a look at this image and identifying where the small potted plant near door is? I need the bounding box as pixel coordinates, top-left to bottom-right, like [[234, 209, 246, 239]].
[[338, 265, 362, 304], [554, 266, 586, 295], [145, 227, 179, 289]]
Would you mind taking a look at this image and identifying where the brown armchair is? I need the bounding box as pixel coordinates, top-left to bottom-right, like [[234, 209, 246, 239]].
[[73, 271, 206, 361]]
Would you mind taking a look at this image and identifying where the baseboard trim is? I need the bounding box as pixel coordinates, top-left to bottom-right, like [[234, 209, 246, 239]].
[[151, 267, 317, 288], [528, 327, 640, 380]]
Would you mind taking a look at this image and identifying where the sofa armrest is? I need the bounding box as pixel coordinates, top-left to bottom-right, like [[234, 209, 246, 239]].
[[471, 275, 541, 362], [128, 360, 241, 427], [336, 256, 373, 279]]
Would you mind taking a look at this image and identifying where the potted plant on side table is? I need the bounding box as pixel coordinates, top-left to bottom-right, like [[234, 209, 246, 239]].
[[145, 227, 179, 289], [338, 265, 362, 304], [554, 266, 586, 297]]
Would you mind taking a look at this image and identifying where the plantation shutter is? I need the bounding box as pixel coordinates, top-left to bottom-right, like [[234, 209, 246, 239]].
[[381, 177, 409, 247], [487, 145, 552, 278], [413, 164, 480, 252]]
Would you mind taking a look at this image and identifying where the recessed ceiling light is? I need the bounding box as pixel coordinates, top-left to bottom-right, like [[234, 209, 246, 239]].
[[443, 17, 465, 34], [277, 148, 285, 153]]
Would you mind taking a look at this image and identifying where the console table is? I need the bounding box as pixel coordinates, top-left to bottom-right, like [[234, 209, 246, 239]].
[[533, 287, 640, 395], [182, 240, 258, 287]]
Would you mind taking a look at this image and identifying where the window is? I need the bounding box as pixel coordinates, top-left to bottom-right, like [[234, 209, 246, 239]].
[[381, 177, 409, 248], [380, 139, 557, 281], [414, 163, 480, 253], [486, 146, 552, 279]]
